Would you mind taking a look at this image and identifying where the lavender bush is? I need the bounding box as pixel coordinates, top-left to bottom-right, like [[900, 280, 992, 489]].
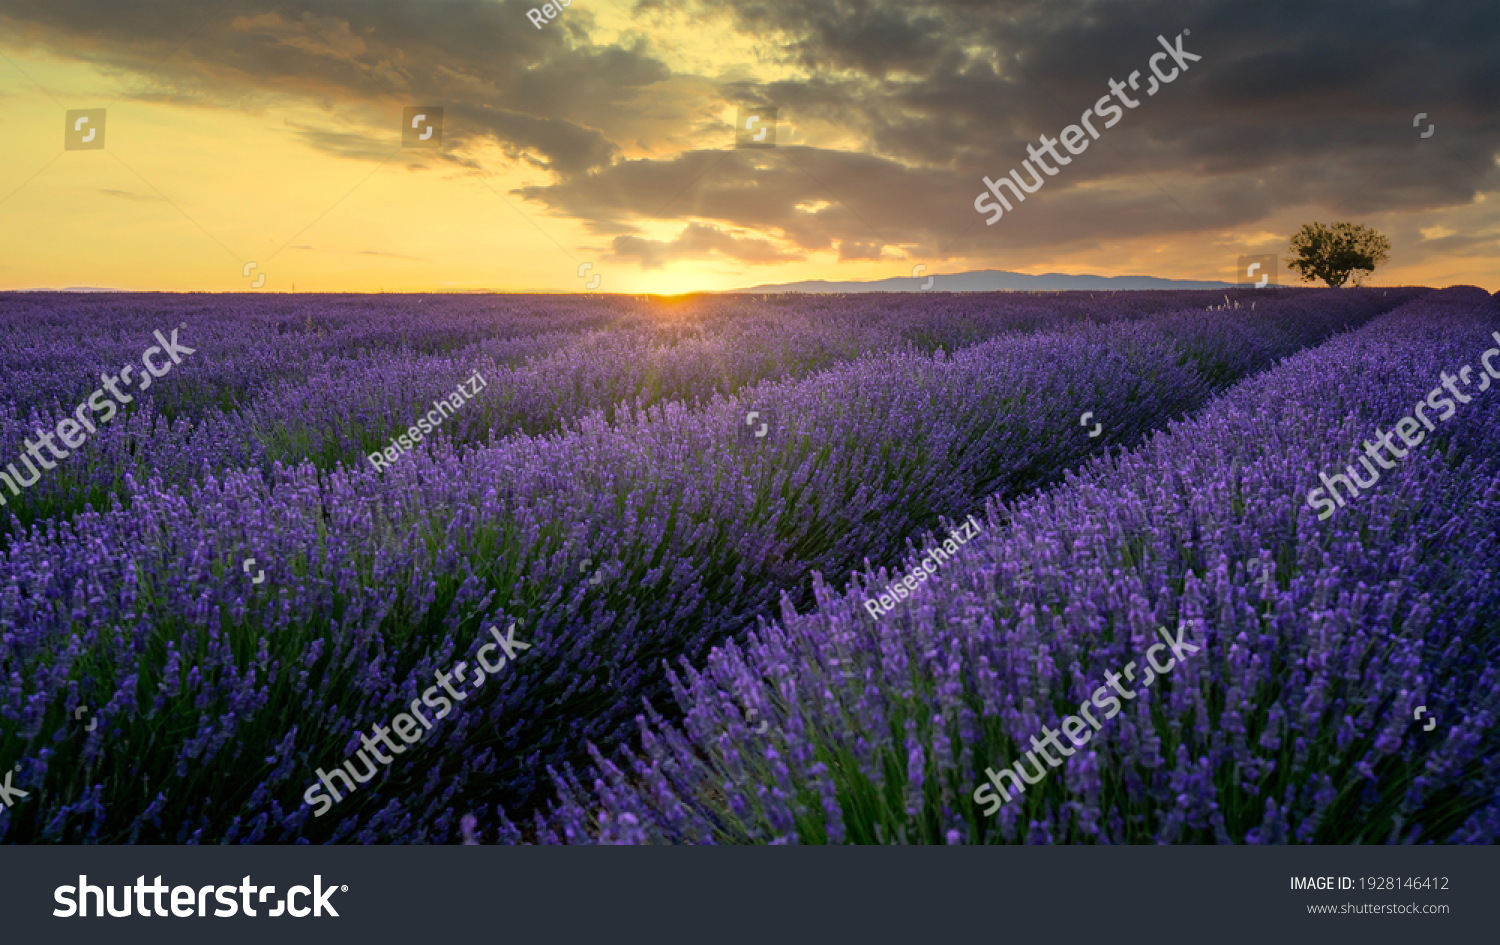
[[0, 287, 1440, 843], [0, 288, 1298, 532], [531, 287, 1500, 844]]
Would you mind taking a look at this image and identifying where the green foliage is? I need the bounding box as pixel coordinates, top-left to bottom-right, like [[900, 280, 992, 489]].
[[1285, 222, 1392, 288]]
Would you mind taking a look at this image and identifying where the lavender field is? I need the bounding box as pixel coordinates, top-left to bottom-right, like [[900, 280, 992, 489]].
[[1, 286, 1496, 845]]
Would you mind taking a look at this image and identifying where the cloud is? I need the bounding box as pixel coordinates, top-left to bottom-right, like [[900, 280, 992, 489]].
[[0, 0, 663, 175], [287, 125, 396, 163], [3, 0, 1498, 278], [608, 222, 806, 268]]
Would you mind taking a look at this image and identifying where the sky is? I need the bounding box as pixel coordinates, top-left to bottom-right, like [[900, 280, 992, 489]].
[[0, 0, 1496, 294]]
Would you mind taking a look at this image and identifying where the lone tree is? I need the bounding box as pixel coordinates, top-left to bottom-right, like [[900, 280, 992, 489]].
[[1284, 221, 1391, 287]]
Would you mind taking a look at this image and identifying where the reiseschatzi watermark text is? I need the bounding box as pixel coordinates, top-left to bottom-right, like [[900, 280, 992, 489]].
[[366, 370, 486, 471], [863, 515, 983, 619], [527, 0, 572, 29]]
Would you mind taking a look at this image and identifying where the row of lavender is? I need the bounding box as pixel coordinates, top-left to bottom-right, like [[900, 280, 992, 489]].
[[0, 289, 1259, 533], [0, 288, 1409, 843], [527, 287, 1500, 844], [0, 288, 1280, 405]]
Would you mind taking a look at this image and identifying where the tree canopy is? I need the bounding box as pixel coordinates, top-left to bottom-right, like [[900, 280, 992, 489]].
[[1284, 221, 1392, 287]]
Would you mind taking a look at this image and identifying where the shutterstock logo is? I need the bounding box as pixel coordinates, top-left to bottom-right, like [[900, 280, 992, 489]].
[[736, 107, 777, 148], [403, 107, 443, 148], [54, 875, 345, 918], [65, 108, 106, 150], [1238, 253, 1278, 287]]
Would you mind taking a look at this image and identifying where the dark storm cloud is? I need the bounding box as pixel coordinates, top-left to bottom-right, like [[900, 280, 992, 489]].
[[591, 0, 1500, 262], [514, 146, 965, 258], [609, 222, 805, 268], [4, 0, 1498, 267], [0, 0, 657, 174], [650, 0, 957, 78]]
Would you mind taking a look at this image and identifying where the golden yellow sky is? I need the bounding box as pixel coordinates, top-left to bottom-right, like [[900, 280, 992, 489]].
[[2, 1, 1496, 293]]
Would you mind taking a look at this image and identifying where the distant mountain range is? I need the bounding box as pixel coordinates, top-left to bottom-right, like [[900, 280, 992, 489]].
[[724, 269, 1246, 293], [5, 270, 1252, 295]]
